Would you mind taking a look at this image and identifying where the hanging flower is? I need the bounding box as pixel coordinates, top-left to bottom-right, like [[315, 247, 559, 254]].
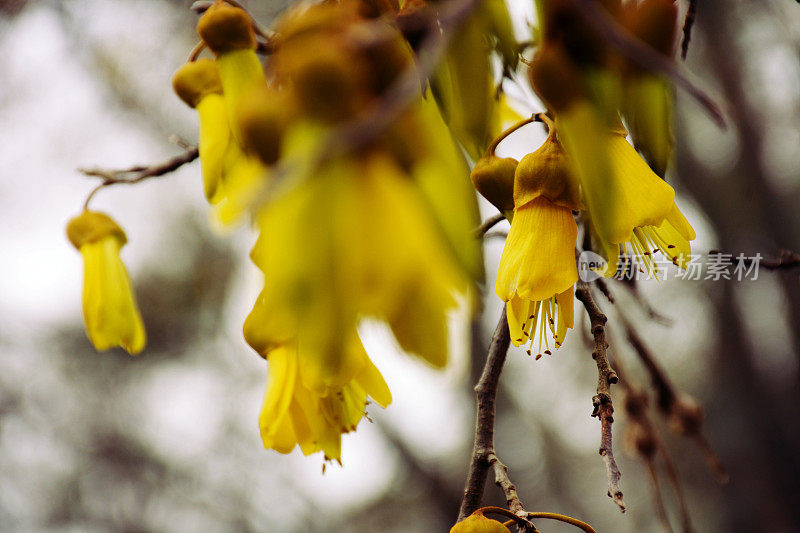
[[66, 211, 146, 355], [258, 342, 391, 463], [172, 58, 230, 203], [495, 116, 579, 357]]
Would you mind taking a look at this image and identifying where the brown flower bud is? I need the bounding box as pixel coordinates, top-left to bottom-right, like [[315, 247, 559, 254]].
[[237, 85, 291, 165], [527, 46, 585, 112], [67, 211, 127, 250], [171, 59, 223, 108], [197, 1, 257, 54], [626, 0, 678, 58], [513, 125, 581, 210], [470, 155, 518, 214]]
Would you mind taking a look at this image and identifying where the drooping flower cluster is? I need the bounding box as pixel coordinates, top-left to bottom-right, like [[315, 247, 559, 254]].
[[171, 0, 488, 462], [471, 0, 696, 357]]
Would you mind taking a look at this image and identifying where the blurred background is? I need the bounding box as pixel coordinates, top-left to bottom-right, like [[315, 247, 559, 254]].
[[1, 0, 799, 531]]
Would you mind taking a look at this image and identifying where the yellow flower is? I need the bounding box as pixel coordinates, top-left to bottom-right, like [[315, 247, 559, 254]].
[[66, 211, 145, 355], [258, 341, 391, 463], [197, 0, 266, 144], [247, 150, 469, 392], [172, 58, 230, 203], [495, 120, 578, 355], [450, 513, 511, 533]]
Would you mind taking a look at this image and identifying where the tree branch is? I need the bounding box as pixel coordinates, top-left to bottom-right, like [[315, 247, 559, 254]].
[[458, 313, 528, 522], [575, 280, 626, 513], [79, 146, 199, 209]]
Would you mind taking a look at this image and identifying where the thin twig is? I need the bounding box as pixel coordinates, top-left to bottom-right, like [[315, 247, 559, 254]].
[[681, 0, 698, 60], [477, 214, 506, 237], [570, 0, 726, 128], [575, 280, 626, 513], [599, 280, 729, 485], [458, 314, 522, 521], [79, 146, 198, 209]]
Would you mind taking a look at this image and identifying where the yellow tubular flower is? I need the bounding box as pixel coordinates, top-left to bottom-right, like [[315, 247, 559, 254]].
[[450, 513, 511, 533], [66, 211, 145, 355], [259, 341, 391, 463], [495, 120, 578, 355], [197, 1, 267, 144], [172, 59, 230, 203]]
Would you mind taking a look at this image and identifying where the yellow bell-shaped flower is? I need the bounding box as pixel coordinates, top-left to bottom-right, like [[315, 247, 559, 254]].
[[66, 211, 146, 355], [495, 118, 578, 356], [258, 341, 391, 463]]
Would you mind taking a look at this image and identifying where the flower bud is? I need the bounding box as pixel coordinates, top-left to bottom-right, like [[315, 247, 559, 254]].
[[275, 36, 364, 122], [450, 513, 511, 533], [470, 155, 518, 215], [171, 59, 223, 108], [197, 1, 257, 54], [67, 211, 127, 249], [237, 85, 291, 165], [626, 0, 678, 58], [513, 126, 581, 210], [527, 46, 585, 112]]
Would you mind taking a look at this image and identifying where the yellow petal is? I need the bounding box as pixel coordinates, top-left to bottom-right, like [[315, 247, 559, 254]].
[[495, 196, 578, 303], [80, 238, 146, 355], [623, 75, 673, 176], [354, 355, 392, 409], [557, 101, 675, 244], [196, 94, 231, 203], [259, 346, 297, 451], [215, 48, 267, 143]]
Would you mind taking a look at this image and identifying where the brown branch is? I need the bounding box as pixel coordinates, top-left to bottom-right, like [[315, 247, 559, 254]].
[[599, 280, 729, 485], [570, 0, 726, 128], [575, 280, 626, 513], [680, 0, 698, 60], [458, 313, 527, 523], [614, 355, 694, 533], [79, 146, 199, 209], [477, 214, 506, 237], [487, 453, 526, 519]]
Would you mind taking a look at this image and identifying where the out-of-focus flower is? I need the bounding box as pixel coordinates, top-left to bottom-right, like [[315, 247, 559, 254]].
[[66, 211, 145, 355], [172, 58, 229, 202], [247, 151, 469, 394], [258, 342, 391, 463]]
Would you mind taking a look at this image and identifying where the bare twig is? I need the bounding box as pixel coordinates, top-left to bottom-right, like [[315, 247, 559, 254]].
[[458, 314, 530, 523], [681, 0, 698, 60], [599, 281, 729, 485], [477, 214, 506, 237], [570, 0, 726, 128], [79, 146, 199, 209], [575, 280, 626, 513]]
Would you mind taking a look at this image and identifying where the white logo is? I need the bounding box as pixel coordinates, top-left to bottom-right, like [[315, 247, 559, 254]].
[[578, 251, 611, 282]]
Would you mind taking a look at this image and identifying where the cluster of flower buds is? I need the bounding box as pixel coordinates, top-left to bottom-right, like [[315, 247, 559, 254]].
[[172, 0, 489, 462], [471, 0, 696, 358]]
